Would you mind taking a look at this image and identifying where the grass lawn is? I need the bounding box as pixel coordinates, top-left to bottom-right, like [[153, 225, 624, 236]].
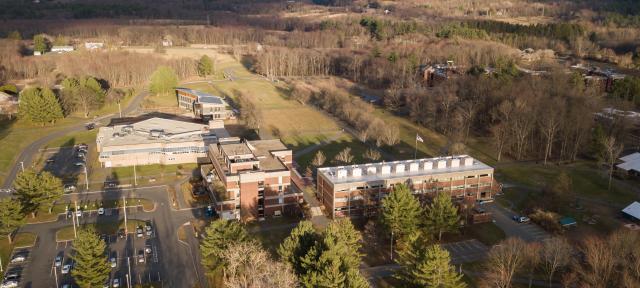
[[12, 232, 37, 248], [0, 233, 38, 271], [294, 136, 371, 171], [26, 198, 153, 224], [56, 219, 146, 241], [43, 129, 98, 148]]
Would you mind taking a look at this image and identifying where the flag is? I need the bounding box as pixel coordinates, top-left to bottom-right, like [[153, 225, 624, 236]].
[[416, 134, 424, 143]]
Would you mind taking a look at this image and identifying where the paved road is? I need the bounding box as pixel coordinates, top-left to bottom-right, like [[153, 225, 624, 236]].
[[16, 185, 207, 288], [484, 202, 551, 242], [1, 90, 149, 189]]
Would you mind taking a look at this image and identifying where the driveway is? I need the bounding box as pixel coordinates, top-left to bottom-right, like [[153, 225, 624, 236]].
[[484, 202, 550, 242]]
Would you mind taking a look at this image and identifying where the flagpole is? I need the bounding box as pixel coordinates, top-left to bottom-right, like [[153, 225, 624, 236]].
[[414, 133, 418, 159]]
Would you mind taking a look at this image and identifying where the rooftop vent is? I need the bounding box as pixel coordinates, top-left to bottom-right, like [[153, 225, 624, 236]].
[[451, 158, 460, 168], [366, 166, 377, 175], [463, 157, 474, 166], [437, 160, 447, 169], [337, 169, 347, 178], [381, 165, 391, 175], [409, 162, 419, 172], [423, 161, 433, 170], [394, 164, 405, 173], [150, 129, 164, 138], [351, 167, 362, 177]]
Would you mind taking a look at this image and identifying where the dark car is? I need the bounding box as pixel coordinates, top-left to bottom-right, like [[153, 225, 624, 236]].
[[205, 206, 215, 217], [85, 123, 95, 130], [117, 229, 126, 239], [137, 250, 145, 263]]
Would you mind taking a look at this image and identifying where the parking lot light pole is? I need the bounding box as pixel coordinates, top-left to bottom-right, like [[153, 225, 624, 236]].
[[19, 161, 24, 172], [133, 163, 137, 186], [126, 257, 132, 288], [123, 196, 128, 234], [83, 165, 89, 190], [53, 261, 59, 287]]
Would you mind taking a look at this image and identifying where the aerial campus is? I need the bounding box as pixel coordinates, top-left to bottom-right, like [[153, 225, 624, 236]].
[[0, 1, 640, 288]]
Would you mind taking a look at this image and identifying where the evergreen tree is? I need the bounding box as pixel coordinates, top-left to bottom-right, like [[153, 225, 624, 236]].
[[60, 76, 105, 117], [13, 169, 63, 215], [278, 220, 318, 274], [200, 219, 248, 273], [0, 198, 25, 242], [71, 228, 111, 288], [149, 66, 178, 95], [18, 87, 63, 125], [197, 55, 214, 77], [33, 34, 47, 53], [380, 184, 423, 243], [395, 235, 466, 288], [424, 192, 460, 241]]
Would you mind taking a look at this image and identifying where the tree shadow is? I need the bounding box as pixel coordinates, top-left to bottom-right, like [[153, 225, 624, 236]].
[[240, 55, 257, 72]]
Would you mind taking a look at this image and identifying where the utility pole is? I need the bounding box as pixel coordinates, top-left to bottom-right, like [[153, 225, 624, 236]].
[[53, 260, 59, 287], [74, 200, 79, 238], [390, 230, 394, 261], [71, 210, 77, 239], [133, 163, 137, 186], [126, 257, 132, 288], [83, 165, 89, 190], [118, 101, 122, 118], [123, 196, 128, 234]]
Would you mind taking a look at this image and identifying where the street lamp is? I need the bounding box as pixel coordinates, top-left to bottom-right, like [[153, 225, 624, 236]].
[[19, 161, 24, 172], [83, 165, 89, 190]]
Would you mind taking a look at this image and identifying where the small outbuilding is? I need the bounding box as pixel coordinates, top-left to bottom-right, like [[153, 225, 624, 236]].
[[622, 201, 640, 222], [559, 217, 577, 228], [617, 152, 640, 177]]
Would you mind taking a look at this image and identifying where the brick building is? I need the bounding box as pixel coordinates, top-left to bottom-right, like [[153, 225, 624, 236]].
[[316, 155, 498, 218], [206, 139, 302, 221], [175, 88, 233, 121]]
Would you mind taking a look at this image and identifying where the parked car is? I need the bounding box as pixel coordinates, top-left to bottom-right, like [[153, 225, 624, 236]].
[[512, 216, 530, 223], [61, 264, 71, 274], [136, 226, 144, 238], [117, 229, 126, 239], [85, 123, 95, 130], [74, 162, 85, 167], [144, 221, 152, 236], [145, 244, 152, 254], [55, 255, 63, 267], [111, 278, 120, 288], [109, 256, 117, 268], [10, 253, 26, 263], [137, 250, 145, 263], [64, 184, 76, 193], [75, 210, 82, 217], [205, 206, 215, 217], [0, 280, 18, 288], [46, 159, 55, 164], [98, 208, 105, 215], [4, 269, 21, 280]]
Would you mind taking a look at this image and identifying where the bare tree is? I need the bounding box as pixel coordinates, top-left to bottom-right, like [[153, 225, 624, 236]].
[[539, 98, 564, 165], [541, 237, 572, 288], [382, 124, 400, 147], [523, 242, 541, 288], [363, 149, 381, 162], [575, 236, 616, 288], [491, 101, 514, 162], [222, 241, 298, 288], [483, 237, 527, 288], [334, 147, 354, 165], [311, 151, 326, 168], [457, 100, 478, 143], [602, 136, 623, 191]]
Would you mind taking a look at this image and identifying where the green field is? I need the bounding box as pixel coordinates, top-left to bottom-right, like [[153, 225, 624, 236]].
[[56, 219, 146, 241], [43, 129, 98, 149], [0, 232, 38, 271], [294, 136, 371, 171]]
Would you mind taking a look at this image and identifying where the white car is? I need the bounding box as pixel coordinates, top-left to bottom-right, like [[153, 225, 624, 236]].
[[112, 278, 120, 288], [98, 208, 105, 215], [0, 280, 18, 288], [61, 264, 71, 274], [55, 255, 63, 267], [74, 162, 85, 167], [10, 254, 26, 263], [109, 257, 117, 268], [75, 210, 82, 217]]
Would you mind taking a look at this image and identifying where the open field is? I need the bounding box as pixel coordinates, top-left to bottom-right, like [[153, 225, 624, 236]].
[[56, 219, 146, 241]]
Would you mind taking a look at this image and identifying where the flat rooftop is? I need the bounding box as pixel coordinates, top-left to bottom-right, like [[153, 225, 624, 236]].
[[176, 87, 225, 105], [318, 155, 493, 185], [248, 140, 289, 171], [98, 117, 219, 147], [220, 143, 254, 157]]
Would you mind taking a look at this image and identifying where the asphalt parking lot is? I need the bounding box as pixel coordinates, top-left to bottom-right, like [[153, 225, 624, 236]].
[[41, 146, 88, 180], [442, 239, 489, 264]]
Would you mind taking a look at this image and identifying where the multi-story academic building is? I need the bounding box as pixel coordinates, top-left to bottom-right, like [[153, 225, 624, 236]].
[[316, 155, 498, 218], [96, 117, 229, 167], [205, 139, 302, 221], [175, 88, 233, 121]]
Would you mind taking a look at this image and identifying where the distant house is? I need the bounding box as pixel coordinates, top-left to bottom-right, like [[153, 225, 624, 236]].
[[162, 39, 173, 47], [84, 42, 104, 50], [617, 152, 640, 177], [622, 201, 640, 223], [51, 46, 74, 53]]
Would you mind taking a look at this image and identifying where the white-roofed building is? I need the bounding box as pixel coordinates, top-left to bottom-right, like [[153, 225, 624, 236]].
[[617, 152, 640, 177], [622, 201, 640, 222], [97, 117, 227, 167], [317, 155, 498, 218]]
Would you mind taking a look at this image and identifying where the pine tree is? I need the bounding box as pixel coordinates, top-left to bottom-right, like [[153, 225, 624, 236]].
[[7, 30, 22, 40], [149, 66, 178, 95], [0, 198, 25, 242], [278, 220, 317, 275], [13, 169, 63, 215], [71, 228, 111, 288], [197, 55, 214, 77], [396, 236, 466, 288], [18, 87, 63, 125], [33, 34, 47, 53], [200, 219, 248, 273], [424, 192, 460, 241], [380, 184, 423, 243]]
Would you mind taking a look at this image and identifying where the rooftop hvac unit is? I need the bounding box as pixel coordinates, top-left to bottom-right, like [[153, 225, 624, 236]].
[[409, 162, 419, 172], [381, 165, 391, 175], [351, 168, 362, 177], [437, 160, 447, 169], [451, 158, 460, 168], [337, 169, 347, 178], [394, 164, 405, 173], [366, 166, 377, 175], [463, 157, 474, 166], [423, 161, 433, 170], [150, 129, 164, 138]]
